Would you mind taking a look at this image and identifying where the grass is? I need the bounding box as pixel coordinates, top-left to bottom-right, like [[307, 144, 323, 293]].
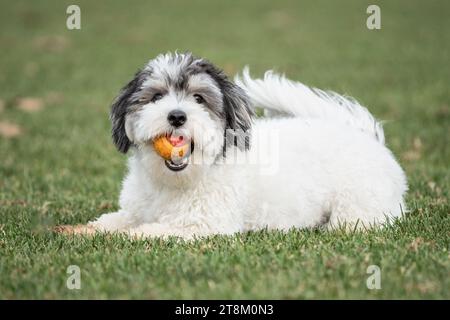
[[0, 0, 449, 299]]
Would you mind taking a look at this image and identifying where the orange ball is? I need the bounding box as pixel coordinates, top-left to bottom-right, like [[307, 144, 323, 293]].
[[153, 136, 190, 161]]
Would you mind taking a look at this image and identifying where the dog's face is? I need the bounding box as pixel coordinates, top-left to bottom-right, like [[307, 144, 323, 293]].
[[110, 52, 253, 180]]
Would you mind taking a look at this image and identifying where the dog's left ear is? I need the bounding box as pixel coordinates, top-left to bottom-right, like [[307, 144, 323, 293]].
[[110, 69, 147, 153], [200, 60, 254, 149], [220, 79, 254, 133]]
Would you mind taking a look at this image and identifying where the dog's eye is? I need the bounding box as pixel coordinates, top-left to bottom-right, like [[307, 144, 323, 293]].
[[151, 93, 163, 103], [193, 94, 205, 104]]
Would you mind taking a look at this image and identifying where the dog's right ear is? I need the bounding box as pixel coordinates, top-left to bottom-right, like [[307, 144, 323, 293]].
[[110, 69, 147, 153]]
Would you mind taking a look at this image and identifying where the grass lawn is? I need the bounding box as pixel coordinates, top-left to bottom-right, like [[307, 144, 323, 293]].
[[0, 0, 449, 299]]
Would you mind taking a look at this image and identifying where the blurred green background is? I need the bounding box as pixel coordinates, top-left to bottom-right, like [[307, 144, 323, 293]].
[[0, 0, 448, 299]]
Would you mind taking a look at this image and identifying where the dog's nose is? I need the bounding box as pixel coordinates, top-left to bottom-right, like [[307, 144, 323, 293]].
[[167, 109, 187, 127]]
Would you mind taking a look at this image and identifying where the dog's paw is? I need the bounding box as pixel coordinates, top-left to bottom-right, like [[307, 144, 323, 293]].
[[53, 224, 97, 236]]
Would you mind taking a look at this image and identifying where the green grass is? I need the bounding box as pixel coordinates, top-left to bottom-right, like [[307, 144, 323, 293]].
[[0, 0, 449, 299]]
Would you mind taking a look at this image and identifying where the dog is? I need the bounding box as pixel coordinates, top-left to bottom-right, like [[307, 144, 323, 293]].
[[61, 52, 407, 239]]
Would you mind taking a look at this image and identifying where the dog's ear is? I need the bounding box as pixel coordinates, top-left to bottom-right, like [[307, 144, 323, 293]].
[[220, 79, 253, 133], [110, 69, 147, 153], [220, 79, 254, 151], [199, 60, 254, 149], [203, 63, 253, 131]]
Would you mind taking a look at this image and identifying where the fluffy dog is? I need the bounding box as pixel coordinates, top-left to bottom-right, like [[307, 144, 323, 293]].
[[69, 52, 407, 238]]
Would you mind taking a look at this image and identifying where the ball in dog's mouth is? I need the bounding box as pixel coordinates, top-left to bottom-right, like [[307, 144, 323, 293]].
[[153, 134, 194, 172]]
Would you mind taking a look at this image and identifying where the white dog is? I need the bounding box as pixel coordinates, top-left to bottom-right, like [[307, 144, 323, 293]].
[[80, 52, 407, 238]]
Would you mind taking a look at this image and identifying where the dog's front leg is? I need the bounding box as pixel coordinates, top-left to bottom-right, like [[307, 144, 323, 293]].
[[88, 210, 138, 232], [55, 211, 141, 236]]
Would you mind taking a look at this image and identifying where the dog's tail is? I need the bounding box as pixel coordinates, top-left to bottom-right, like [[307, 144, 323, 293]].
[[235, 67, 385, 144]]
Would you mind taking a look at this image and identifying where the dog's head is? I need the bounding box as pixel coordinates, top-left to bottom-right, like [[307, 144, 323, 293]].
[[110, 52, 253, 179]]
